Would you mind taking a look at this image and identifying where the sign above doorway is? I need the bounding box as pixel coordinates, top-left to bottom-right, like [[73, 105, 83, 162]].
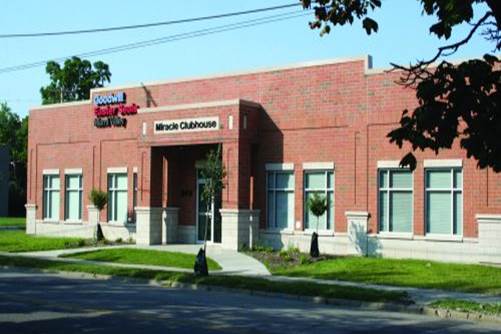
[[154, 116, 220, 135]]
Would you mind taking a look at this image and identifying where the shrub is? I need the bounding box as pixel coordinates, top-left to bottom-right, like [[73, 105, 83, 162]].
[[89, 189, 107, 211]]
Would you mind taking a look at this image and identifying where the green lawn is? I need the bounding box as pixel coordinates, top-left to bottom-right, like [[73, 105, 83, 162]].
[[62, 248, 221, 271], [271, 256, 501, 295], [0, 255, 409, 304], [0, 230, 88, 252], [430, 299, 501, 316], [0, 217, 25, 228]]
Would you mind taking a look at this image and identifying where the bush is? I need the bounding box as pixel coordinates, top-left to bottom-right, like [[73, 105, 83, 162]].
[[89, 189, 107, 211]]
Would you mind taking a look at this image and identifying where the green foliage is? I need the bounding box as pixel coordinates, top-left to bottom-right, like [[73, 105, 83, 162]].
[[303, 1, 501, 172], [273, 256, 501, 294], [430, 299, 501, 316], [0, 217, 25, 227], [0, 102, 28, 215], [388, 55, 501, 171], [0, 230, 89, 252], [89, 189, 107, 211], [40, 56, 111, 105], [307, 193, 328, 218]]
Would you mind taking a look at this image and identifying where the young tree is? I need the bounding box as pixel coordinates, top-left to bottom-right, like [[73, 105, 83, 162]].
[[40, 56, 111, 105], [89, 189, 108, 241], [307, 193, 327, 258], [302, 0, 500, 171], [195, 145, 226, 276]]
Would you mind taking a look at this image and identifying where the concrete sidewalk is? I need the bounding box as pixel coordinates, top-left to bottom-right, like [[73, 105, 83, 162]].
[[17, 244, 271, 277]]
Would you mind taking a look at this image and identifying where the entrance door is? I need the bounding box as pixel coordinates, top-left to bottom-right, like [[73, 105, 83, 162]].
[[196, 171, 222, 243]]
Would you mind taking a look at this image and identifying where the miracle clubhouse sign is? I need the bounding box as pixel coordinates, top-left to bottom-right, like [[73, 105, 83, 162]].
[[154, 117, 220, 134], [93, 92, 139, 128]]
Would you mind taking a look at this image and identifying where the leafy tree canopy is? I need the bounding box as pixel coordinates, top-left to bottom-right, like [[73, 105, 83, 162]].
[[40, 56, 111, 105], [0, 102, 27, 164], [302, 0, 501, 171]]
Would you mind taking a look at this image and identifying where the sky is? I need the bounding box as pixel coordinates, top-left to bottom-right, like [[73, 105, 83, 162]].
[[0, 0, 493, 117]]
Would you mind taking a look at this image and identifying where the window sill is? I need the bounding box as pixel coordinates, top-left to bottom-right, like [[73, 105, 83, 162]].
[[303, 229, 334, 237], [63, 220, 83, 225], [261, 228, 294, 235], [415, 234, 463, 242], [376, 232, 413, 240], [105, 221, 135, 228], [41, 219, 60, 224]]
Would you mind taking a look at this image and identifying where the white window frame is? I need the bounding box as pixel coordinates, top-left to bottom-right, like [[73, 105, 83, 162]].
[[377, 168, 414, 235], [425, 167, 463, 236], [64, 173, 83, 222], [303, 169, 334, 232], [107, 172, 128, 224], [266, 164, 294, 231], [42, 172, 60, 221]]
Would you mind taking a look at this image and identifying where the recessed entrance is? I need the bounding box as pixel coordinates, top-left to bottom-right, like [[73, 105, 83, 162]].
[[196, 169, 222, 243]]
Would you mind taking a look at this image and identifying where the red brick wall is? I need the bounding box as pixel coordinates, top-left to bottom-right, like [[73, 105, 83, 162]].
[[28, 58, 501, 237]]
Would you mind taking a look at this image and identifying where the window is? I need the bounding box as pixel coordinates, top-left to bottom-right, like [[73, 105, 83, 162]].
[[304, 171, 334, 230], [267, 171, 294, 230], [65, 174, 83, 221], [425, 168, 463, 235], [378, 169, 413, 233], [132, 172, 138, 223], [108, 173, 128, 223], [43, 174, 60, 220]]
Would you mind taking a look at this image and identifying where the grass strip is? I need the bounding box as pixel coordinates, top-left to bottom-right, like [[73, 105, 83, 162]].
[[430, 299, 501, 316], [260, 251, 501, 295], [0, 230, 89, 252], [0, 217, 26, 228], [0, 255, 409, 304], [61, 248, 221, 270]]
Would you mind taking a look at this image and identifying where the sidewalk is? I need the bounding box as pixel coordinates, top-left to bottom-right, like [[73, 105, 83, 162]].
[[4, 245, 501, 306], [12, 243, 271, 277]]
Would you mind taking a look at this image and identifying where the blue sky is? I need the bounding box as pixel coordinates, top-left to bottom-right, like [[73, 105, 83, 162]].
[[0, 0, 493, 117]]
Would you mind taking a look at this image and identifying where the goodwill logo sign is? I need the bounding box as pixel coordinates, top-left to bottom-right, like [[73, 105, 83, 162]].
[[154, 117, 220, 134]]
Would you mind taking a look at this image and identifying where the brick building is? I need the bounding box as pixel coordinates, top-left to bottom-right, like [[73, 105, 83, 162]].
[[26, 56, 501, 263]]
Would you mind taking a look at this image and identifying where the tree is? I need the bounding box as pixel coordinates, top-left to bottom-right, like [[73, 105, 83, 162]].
[[40, 56, 111, 105], [89, 189, 108, 241], [195, 145, 226, 276], [302, 1, 500, 171], [0, 102, 28, 216], [307, 193, 328, 258]]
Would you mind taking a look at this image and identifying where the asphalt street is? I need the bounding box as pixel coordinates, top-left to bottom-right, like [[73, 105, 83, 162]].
[[0, 267, 500, 334]]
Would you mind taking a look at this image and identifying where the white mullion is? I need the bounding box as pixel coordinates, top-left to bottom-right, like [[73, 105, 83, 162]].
[[450, 169, 454, 235]]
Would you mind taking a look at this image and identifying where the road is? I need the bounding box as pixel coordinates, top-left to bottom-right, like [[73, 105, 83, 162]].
[[0, 268, 499, 334]]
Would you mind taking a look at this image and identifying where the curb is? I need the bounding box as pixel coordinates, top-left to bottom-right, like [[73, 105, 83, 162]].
[[423, 306, 501, 324], [2, 264, 501, 325]]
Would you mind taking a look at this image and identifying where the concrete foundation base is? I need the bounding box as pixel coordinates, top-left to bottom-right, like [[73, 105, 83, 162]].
[[220, 209, 260, 250]]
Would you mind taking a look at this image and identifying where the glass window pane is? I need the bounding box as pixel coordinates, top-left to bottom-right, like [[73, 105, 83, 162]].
[[454, 192, 463, 235], [276, 191, 293, 229], [276, 172, 294, 189], [50, 191, 59, 220], [108, 191, 114, 221], [267, 173, 275, 190], [427, 192, 452, 234], [51, 175, 60, 189], [427, 170, 451, 188], [305, 172, 325, 189], [116, 191, 128, 223], [267, 191, 275, 228], [327, 172, 334, 189], [108, 174, 113, 190], [327, 191, 334, 230], [67, 191, 80, 220], [43, 190, 49, 218], [379, 191, 388, 232], [390, 191, 412, 232], [454, 170, 463, 188], [391, 171, 412, 188], [379, 170, 388, 188], [305, 191, 327, 230], [67, 175, 80, 189], [43, 175, 48, 189], [116, 174, 128, 189]]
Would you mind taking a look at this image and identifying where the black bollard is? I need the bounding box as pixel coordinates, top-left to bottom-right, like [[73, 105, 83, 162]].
[[310, 232, 319, 258], [194, 248, 209, 276]]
